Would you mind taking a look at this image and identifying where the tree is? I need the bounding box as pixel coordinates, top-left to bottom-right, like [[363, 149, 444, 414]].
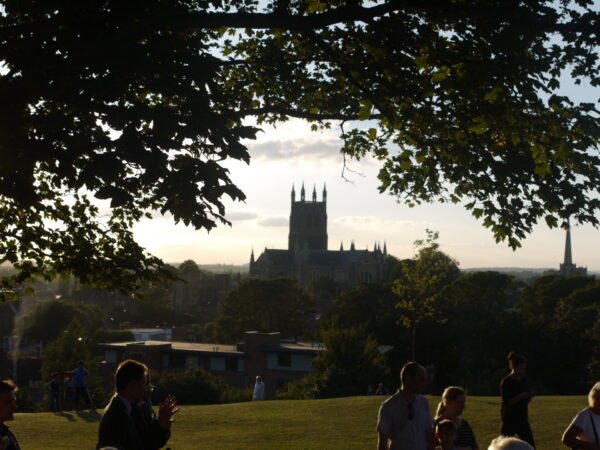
[[1, 1, 599, 294], [279, 326, 387, 399], [393, 230, 460, 360], [213, 278, 314, 343]]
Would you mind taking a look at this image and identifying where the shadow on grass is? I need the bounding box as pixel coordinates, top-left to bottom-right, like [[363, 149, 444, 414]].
[[76, 410, 101, 422], [56, 412, 76, 422]]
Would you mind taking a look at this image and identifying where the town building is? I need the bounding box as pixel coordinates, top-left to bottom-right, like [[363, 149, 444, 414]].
[[249, 183, 388, 289], [99, 331, 323, 399]]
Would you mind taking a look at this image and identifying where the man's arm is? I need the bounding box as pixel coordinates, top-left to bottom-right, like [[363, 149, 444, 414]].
[[377, 431, 389, 450]]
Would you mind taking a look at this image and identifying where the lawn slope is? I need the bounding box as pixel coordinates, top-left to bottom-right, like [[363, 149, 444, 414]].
[[10, 395, 584, 449]]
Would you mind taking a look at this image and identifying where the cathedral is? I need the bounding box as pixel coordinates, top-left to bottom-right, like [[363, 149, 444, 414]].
[[249, 183, 388, 288], [559, 225, 587, 276]]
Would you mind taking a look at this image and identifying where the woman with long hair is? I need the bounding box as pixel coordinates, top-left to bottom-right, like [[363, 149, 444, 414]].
[[562, 381, 600, 449], [500, 352, 535, 447], [436, 386, 479, 450]]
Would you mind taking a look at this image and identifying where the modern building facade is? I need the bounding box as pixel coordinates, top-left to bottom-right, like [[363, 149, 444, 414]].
[[99, 331, 323, 399], [249, 183, 388, 288]]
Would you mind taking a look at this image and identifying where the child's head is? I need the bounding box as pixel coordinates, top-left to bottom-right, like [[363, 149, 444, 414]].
[[436, 419, 456, 448]]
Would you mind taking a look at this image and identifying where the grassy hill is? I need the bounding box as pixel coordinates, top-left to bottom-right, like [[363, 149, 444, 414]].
[[10, 395, 585, 449]]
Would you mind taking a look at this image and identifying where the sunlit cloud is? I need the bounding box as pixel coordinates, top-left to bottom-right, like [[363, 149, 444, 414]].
[[257, 216, 288, 227]]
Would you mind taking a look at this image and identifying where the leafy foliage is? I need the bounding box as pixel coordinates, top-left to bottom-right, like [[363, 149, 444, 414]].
[[213, 278, 314, 343], [1, 0, 599, 294]]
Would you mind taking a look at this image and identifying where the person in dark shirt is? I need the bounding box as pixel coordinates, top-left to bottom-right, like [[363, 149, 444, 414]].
[[500, 352, 535, 448], [0, 380, 20, 450]]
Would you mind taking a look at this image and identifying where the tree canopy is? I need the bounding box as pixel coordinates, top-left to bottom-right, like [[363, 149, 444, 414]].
[[1, 0, 599, 294]]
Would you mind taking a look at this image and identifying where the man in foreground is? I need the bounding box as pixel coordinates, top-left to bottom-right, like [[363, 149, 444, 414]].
[[376, 362, 435, 450], [97, 359, 178, 450], [0, 380, 19, 450]]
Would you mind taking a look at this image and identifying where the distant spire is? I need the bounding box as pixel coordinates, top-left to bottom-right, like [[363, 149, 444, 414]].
[[374, 241, 378, 252], [383, 241, 387, 255], [250, 248, 255, 263], [312, 184, 317, 202], [291, 183, 295, 202], [323, 183, 327, 203], [340, 241, 344, 251], [350, 240, 355, 251], [301, 182, 305, 201], [564, 224, 573, 266]]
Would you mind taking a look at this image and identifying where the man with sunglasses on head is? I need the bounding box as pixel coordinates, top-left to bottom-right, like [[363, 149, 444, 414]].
[[376, 362, 435, 450], [97, 359, 178, 450]]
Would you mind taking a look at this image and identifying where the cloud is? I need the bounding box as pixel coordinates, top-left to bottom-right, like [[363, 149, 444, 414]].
[[257, 216, 289, 227], [332, 216, 419, 228], [225, 210, 258, 221], [248, 136, 343, 162]]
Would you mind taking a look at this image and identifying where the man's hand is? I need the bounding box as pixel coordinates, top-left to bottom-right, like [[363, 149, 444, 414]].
[[157, 395, 179, 430]]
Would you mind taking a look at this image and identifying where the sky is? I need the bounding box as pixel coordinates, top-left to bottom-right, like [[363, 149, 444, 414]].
[[132, 117, 600, 272]]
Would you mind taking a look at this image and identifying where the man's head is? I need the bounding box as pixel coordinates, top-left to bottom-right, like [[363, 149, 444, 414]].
[[0, 380, 17, 424], [488, 436, 533, 450], [400, 362, 427, 393], [256, 375, 262, 383], [78, 360, 84, 369], [115, 359, 149, 403]]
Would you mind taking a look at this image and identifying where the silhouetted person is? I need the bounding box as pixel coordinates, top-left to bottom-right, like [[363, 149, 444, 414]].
[[252, 375, 265, 401], [376, 382, 389, 395], [97, 359, 178, 450], [74, 360, 94, 410], [46, 372, 61, 412], [562, 381, 600, 448], [0, 380, 19, 450], [500, 352, 535, 447], [376, 361, 435, 450]]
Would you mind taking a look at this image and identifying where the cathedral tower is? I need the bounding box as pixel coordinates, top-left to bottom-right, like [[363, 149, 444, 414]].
[[288, 183, 328, 250]]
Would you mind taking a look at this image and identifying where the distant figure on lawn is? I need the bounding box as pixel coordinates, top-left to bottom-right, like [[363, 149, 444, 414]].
[[74, 360, 94, 410], [376, 361, 435, 450], [434, 419, 456, 450], [253, 375, 265, 401], [561, 381, 600, 448], [0, 380, 19, 450], [97, 359, 178, 450], [487, 436, 533, 450], [435, 386, 478, 450], [500, 352, 535, 448], [376, 382, 389, 396], [46, 372, 61, 412]]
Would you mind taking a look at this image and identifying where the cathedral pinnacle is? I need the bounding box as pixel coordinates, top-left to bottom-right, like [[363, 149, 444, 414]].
[[312, 184, 317, 202], [301, 182, 305, 201], [291, 183, 295, 202]]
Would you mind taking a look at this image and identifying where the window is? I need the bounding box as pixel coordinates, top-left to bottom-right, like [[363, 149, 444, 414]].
[[169, 354, 186, 368], [278, 353, 292, 367], [225, 357, 238, 372]]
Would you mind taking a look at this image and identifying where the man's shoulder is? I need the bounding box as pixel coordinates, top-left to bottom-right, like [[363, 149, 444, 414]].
[[380, 391, 404, 408]]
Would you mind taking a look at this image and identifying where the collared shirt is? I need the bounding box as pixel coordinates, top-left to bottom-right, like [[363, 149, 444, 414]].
[[0, 423, 20, 450], [376, 391, 434, 450], [117, 394, 133, 416]]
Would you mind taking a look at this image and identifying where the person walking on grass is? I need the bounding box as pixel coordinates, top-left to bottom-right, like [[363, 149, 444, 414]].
[[0, 380, 19, 450], [500, 352, 535, 448], [252, 375, 265, 401], [436, 386, 478, 450], [97, 359, 178, 450], [561, 381, 600, 449], [74, 360, 94, 411], [376, 361, 435, 450]]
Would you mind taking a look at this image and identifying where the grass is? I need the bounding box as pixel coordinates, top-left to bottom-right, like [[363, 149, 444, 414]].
[[9, 395, 586, 449]]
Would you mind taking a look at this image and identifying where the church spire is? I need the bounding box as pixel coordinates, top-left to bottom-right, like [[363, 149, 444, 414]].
[[250, 248, 255, 263], [350, 240, 355, 251], [383, 241, 387, 255], [301, 182, 305, 201], [323, 183, 327, 203], [340, 241, 344, 251], [312, 184, 317, 202], [291, 183, 295, 202], [564, 224, 573, 266]]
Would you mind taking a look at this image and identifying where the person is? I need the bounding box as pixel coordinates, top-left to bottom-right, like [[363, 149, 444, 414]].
[[64, 371, 75, 411], [435, 419, 457, 450], [487, 436, 533, 450], [561, 381, 600, 449], [376, 361, 435, 450], [46, 372, 61, 412], [0, 380, 19, 450], [376, 382, 389, 395], [73, 360, 94, 410], [97, 359, 178, 450], [252, 375, 265, 401], [500, 352, 535, 447], [367, 385, 376, 396], [436, 386, 479, 449]]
